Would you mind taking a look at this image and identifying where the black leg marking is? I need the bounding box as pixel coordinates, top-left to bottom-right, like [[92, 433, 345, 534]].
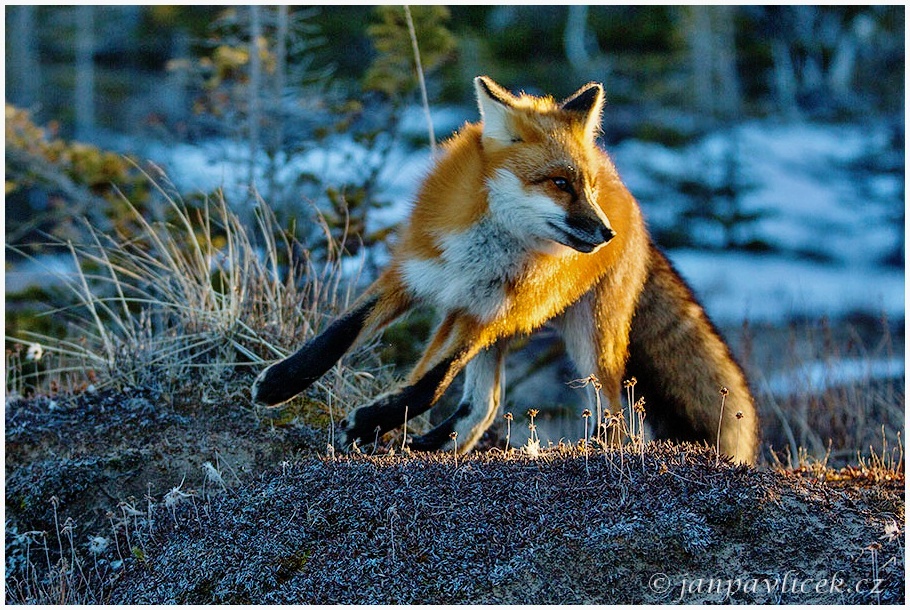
[[407, 402, 472, 451], [340, 355, 456, 446], [251, 296, 377, 406]]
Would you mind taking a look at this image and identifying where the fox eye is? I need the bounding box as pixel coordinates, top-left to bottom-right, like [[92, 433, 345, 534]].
[[551, 177, 571, 192]]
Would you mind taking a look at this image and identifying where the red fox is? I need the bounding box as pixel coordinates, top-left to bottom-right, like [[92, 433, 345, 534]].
[[252, 76, 759, 464]]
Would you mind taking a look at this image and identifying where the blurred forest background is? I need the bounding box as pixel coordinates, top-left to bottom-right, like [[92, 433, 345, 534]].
[[7, 5, 904, 237], [6, 6, 903, 230], [3, 10, 906, 604], [4, 5, 905, 456], [6, 5, 905, 134], [7, 4, 904, 298]]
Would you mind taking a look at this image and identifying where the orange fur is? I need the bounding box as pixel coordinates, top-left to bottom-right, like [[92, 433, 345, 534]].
[[385, 84, 645, 378], [253, 76, 758, 463]]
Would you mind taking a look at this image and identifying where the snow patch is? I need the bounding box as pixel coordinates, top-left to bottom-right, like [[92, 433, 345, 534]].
[[762, 357, 904, 398]]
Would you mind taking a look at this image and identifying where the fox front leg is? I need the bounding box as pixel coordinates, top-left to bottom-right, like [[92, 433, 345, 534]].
[[408, 339, 507, 453], [339, 313, 485, 448], [552, 291, 628, 433]]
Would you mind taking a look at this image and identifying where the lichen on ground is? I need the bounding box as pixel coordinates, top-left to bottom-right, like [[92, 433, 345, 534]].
[[109, 444, 903, 604], [5, 389, 904, 605]]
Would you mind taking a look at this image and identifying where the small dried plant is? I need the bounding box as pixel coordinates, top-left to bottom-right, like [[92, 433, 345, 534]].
[[524, 409, 541, 457], [582, 408, 592, 474], [581, 408, 592, 449], [716, 386, 729, 466], [634, 397, 647, 469], [450, 431, 459, 466], [623, 377, 637, 440], [569, 374, 604, 444]]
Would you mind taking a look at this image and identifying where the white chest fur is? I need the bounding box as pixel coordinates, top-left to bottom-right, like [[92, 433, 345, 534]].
[[400, 169, 577, 322], [400, 216, 529, 322]]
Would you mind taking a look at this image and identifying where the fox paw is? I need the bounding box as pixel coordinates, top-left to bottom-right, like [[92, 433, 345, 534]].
[[338, 409, 379, 448], [406, 428, 451, 452]]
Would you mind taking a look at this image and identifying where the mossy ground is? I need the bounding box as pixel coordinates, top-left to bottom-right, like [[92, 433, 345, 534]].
[[5, 388, 904, 604], [111, 445, 903, 604]]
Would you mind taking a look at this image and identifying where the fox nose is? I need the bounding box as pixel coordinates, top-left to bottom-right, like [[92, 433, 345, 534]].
[[563, 214, 616, 251]]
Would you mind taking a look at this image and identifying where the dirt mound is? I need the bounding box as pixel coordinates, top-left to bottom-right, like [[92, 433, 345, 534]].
[[5, 389, 904, 604], [5, 389, 320, 549], [107, 445, 903, 604]]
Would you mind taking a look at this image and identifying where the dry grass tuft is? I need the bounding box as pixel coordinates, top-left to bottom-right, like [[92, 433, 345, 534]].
[[745, 316, 904, 468], [5, 169, 390, 413]]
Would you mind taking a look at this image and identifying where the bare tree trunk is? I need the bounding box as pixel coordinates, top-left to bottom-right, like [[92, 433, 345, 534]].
[[685, 6, 743, 124], [828, 37, 856, 102], [687, 6, 715, 121], [713, 6, 742, 121], [267, 6, 289, 202], [248, 5, 262, 198], [564, 6, 591, 73], [771, 39, 800, 120], [274, 5, 288, 147], [793, 5, 824, 95], [75, 6, 95, 140], [163, 29, 190, 125], [829, 13, 872, 103], [10, 6, 40, 109], [564, 5, 607, 83]]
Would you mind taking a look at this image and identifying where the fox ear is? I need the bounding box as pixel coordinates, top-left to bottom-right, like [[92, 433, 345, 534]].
[[560, 82, 604, 137], [474, 76, 519, 144]]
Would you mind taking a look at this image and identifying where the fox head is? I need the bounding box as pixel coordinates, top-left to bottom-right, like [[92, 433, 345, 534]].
[[475, 76, 616, 254]]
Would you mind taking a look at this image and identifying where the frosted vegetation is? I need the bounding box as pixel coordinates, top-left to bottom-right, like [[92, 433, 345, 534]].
[[4, 6, 904, 604]]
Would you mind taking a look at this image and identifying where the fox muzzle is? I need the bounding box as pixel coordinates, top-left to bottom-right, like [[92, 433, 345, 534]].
[[556, 215, 616, 253]]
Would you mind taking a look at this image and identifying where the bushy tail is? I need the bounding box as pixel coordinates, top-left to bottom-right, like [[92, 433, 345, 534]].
[[626, 245, 759, 464]]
